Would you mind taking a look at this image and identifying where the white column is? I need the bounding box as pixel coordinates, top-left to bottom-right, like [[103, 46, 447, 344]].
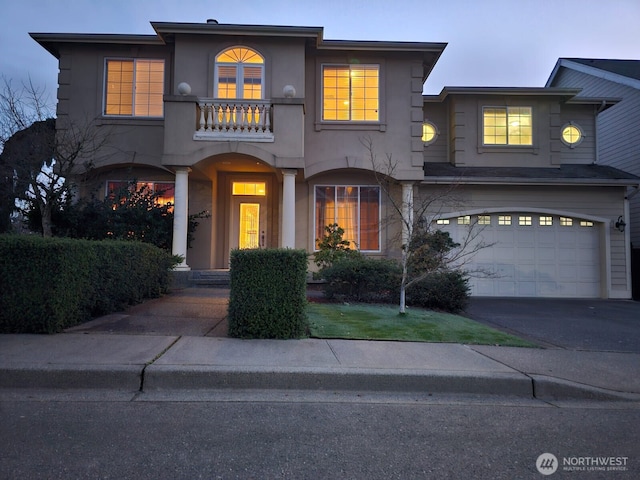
[[172, 167, 191, 271], [282, 169, 297, 248], [401, 182, 414, 247]]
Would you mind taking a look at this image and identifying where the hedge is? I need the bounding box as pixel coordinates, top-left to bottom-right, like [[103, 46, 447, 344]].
[[228, 249, 308, 339], [0, 235, 177, 333]]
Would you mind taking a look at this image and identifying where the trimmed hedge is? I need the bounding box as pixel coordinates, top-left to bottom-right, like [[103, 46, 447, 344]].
[[228, 249, 308, 339], [319, 254, 402, 303], [406, 271, 470, 313], [0, 235, 177, 333]]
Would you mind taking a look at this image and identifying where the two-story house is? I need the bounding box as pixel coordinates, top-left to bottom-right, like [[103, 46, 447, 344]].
[[546, 59, 640, 298], [30, 20, 638, 299]]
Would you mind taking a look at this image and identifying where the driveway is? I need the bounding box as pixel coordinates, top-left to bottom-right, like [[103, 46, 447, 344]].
[[464, 297, 640, 352]]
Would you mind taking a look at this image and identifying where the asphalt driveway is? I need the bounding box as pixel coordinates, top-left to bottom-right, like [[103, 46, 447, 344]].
[[464, 297, 640, 353]]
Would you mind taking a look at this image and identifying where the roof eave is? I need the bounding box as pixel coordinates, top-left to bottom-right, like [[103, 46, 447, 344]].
[[421, 176, 640, 187], [30, 33, 163, 58], [151, 21, 324, 43]]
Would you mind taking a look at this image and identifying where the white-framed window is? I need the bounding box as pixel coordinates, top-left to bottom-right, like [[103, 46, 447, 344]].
[[457, 215, 471, 225], [561, 122, 584, 148], [483, 106, 532, 145], [315, 185, 380, 251], [104, 59, 164, 117], [580, 220, 594, 227], [322, 64, 379, 122], [215, 47, 265, 100], [422, 121, 438, 145], [560, 217, 573, 226], [478, 215, 491, 225], [539, 216, 553, 226], [436, 219, 450, 225], [498, 215, 512, 226]]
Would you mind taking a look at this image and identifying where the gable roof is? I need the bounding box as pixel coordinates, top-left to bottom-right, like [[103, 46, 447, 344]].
[[546, 58, 640, 90]]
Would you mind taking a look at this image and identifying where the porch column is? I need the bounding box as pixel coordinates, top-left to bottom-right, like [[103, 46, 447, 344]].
[[282, 169, 297, 248], [172, 167, 191, 271], [401, 182, 414, 247]]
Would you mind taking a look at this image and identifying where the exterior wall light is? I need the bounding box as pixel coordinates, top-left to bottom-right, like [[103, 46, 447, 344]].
[[615, 216, 626, 233]]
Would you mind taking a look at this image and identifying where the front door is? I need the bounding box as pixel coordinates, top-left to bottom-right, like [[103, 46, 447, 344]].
[[230, 181, 267, 252]]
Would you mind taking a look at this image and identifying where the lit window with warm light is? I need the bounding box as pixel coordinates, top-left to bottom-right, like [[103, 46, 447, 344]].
[[422, 121, 438, 144], [232, 182, 266, 196], [322, 65, 379, 122], [483, 107, 532, 145], [315, 185, 380, 251], [561, 123, 583, 147], [215, 47, 264, 100], [104, 59, 164, 117], [106, 181, 174, 207]]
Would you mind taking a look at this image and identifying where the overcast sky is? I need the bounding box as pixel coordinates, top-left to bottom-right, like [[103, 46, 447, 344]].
[[1, 0, 639, 106]]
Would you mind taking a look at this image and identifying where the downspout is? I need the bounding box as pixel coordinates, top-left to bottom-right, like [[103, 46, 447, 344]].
[[593, 100, 607, 165]]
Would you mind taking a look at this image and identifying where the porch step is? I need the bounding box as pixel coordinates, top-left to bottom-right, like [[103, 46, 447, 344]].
[[189, 270, 231, 287]]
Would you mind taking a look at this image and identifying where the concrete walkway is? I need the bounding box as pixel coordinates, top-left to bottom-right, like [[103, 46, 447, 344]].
[[1, 288, 639, 403]]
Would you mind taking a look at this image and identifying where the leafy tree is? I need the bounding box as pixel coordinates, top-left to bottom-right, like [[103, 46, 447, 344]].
[[31, 181, 209, 251], [313, 223, 359, 269]]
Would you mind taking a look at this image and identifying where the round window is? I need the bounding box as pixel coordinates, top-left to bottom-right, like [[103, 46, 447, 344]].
[[561, 123, 583, 147], [422, 122, 438, 144]]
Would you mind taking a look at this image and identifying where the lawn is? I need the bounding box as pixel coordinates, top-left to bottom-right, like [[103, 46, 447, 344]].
[[307, 302, 536, 347]]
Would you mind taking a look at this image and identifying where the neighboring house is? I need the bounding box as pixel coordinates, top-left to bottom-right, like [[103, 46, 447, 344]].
[[546, 58, 640, 298], [30, 21, 639, 299]]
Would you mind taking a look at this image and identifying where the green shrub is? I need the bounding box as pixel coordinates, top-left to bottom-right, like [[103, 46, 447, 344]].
[[406, 270, 470, 312], [0, 235, 177, 333], [319, 255, 402, 303], [228, 249, 308, 339]]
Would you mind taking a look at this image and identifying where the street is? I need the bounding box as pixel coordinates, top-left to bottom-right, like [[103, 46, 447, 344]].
[[1, 394, 638, 479]]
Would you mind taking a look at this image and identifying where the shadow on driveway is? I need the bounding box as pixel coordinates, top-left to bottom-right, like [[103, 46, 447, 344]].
[[463, 297, 640, 353]]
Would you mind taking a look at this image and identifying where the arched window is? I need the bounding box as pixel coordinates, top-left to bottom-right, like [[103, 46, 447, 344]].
[[215, 47, 264, 100]]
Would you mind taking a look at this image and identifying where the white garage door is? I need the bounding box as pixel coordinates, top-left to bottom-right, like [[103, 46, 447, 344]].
[[439, 213, 601, 298]]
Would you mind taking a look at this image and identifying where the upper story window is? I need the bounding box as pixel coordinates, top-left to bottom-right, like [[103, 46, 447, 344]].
[[422, 121, 438, 145], [322, 65, 379, 122], [215, 47, 264, 100], [104, 59, 164, 117], [561, 122, 583, 147], [483, 106, 532, 146]]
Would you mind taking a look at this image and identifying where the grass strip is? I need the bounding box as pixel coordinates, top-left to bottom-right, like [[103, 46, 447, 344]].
[[307, 302, 537, 347]]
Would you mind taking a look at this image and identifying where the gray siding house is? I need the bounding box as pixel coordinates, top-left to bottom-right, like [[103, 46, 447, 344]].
[[30, 21, 639, 299], [547, 59, 640, 297]]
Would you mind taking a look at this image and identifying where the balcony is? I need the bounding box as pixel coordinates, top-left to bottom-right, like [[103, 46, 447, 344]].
[[194, 99, 274, 142]]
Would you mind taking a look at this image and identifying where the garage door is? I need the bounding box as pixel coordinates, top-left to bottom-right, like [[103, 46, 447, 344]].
[[439, 213, 601, 298]]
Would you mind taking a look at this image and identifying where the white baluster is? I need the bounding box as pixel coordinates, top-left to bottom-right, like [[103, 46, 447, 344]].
[[198, 103, 206, 132], [264, 105, 271, 133], [205, 103, 213, 132]]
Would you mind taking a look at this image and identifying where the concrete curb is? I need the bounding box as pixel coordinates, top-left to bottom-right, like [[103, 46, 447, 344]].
[[142, 365, 534, 396], [530, 374, 640, 402], [0, 364, 143, 391], [3, 364, 640, 401]]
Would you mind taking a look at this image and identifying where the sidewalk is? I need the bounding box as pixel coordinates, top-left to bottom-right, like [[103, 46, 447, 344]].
[[1, 289, 639, 402]]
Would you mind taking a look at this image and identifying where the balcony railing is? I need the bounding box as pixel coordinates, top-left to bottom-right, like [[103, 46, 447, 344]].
[[194, 99, 274, 142]]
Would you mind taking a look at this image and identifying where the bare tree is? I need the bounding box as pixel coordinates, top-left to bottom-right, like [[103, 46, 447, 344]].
[[0, 77, 107, 236], [362, 136, 493, 314]]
